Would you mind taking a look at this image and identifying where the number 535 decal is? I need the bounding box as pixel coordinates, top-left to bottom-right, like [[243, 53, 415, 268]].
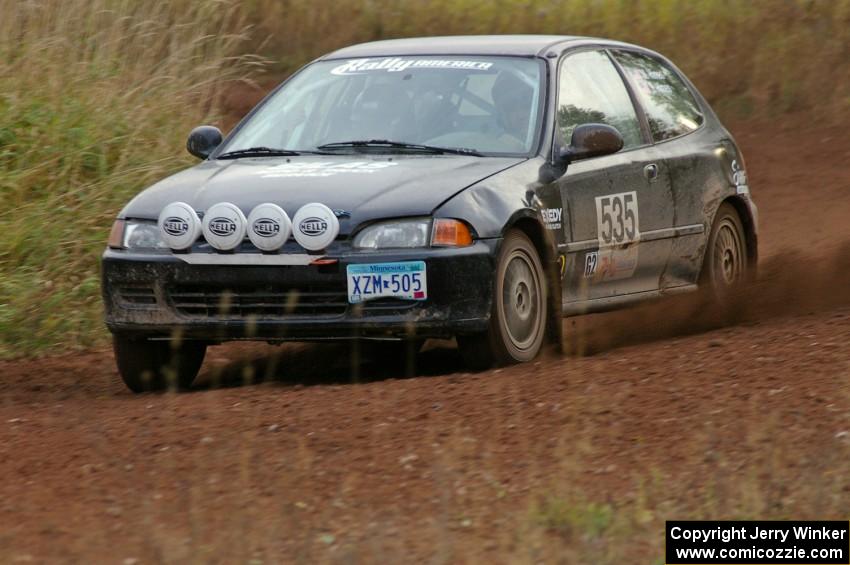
[[595, 191, 639, 246]]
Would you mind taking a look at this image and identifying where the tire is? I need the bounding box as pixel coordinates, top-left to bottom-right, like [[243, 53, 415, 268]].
[[458, 229, 548, 370], [701, 202, 749, 301], [113, 336, 206, 393]]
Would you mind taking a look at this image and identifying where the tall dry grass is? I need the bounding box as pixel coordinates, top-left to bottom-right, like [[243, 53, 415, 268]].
[[0, 0, 255, 356], [245, 0, 850, 119]]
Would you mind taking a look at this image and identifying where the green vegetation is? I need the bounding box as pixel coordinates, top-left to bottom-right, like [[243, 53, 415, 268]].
[[0, 0, 252, 356], [246, 0, 850, 119], [517, 445, 850, 563], [1, 0, 849, 355]]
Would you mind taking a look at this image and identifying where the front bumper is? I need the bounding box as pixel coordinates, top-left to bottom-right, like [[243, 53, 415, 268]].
[[102, 240, 497, 342]]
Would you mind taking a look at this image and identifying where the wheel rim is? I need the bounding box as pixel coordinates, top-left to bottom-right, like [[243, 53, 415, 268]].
[[713, 219, 745, 287], [501, 249, 543, 351]]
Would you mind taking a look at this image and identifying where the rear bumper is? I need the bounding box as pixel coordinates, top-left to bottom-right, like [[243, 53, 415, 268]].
[[101, 241, 497, 342]]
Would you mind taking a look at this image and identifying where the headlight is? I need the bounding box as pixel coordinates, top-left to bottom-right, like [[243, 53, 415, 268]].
[[353, 218, 431, 249], [352, 218, 474, 249], [121, 221, 169, 250]]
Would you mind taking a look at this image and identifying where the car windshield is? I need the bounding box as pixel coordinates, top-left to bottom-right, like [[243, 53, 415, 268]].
[[222, 56, 545, 156]]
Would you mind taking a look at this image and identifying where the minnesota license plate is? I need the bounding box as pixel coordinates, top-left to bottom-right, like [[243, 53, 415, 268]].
[[347, 261, 427, 304]]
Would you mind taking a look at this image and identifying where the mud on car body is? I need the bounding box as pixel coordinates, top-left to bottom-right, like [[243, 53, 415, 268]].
[[102, 35, 758, 392]]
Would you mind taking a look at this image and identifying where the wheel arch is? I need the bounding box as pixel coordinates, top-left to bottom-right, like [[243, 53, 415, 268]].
[[504, 213, 555, 264], [719, 195, 758, 269]]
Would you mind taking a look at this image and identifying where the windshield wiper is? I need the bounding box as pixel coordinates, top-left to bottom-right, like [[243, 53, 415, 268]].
[[217, 146, 302, 159], [317, 140, 483, 157]]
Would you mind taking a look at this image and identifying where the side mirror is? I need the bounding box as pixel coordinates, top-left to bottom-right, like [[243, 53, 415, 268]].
[[557, 123, 624, 165], [186, 126, 223, 159]]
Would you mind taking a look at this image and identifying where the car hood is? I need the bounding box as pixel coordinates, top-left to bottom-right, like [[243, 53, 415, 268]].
[[121, 154, 525, 235]]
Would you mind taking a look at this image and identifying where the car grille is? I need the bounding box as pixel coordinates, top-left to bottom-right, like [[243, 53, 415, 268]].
[[357, 298, 419, 313], [117, 286, 157, 305], [167, 284, 349, 319]]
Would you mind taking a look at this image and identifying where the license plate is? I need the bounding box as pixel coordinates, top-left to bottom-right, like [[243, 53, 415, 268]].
[[347, 261, 427, 304]]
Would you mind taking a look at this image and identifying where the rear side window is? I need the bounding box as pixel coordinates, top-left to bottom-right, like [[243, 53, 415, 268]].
[[557, 50, 643, 149], [613, 51, 704, 142]]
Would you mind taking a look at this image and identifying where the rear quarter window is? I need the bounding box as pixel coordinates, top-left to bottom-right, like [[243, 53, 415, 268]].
[[613, 51, 704, 142]]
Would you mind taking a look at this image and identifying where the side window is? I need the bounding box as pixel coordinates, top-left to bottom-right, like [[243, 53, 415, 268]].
[[613, 51, 704, 142], [557, 50, 643, 150]]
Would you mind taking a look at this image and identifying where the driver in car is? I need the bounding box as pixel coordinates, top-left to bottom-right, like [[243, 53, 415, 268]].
[[491, 70, 534, 152]]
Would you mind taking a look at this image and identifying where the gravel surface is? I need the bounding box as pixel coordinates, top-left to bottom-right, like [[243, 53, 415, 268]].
[[2, 117, 849, 563]]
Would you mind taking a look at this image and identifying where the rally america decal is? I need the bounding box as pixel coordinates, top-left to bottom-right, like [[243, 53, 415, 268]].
[[331, 58, 493, 76]]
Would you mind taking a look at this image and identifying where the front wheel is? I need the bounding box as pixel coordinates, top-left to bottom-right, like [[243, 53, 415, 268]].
[[458, 229, 548, 370], [113, 336, 206, 393]]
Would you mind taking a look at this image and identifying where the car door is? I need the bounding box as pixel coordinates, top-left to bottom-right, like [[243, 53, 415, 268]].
[[611, 49, 710, 288], [554, 49, 676, 305]]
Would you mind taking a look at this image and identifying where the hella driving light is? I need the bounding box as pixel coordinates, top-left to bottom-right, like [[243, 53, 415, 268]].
[[158, 202, 201, 251], [292, 202, 339, 251], [202, 202, 247, 251], [247, 203, 292, 252], [352, 218, 431, 249]]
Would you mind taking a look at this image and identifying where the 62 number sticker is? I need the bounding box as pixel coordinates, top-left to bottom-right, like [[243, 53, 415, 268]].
[[595, 191, 639, 246]]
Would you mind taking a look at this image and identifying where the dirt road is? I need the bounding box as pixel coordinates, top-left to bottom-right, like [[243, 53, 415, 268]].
[[2, 117, 850, 563]]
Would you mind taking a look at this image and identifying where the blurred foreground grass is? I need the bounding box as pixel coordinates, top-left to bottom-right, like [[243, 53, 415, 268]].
[[0, 0, 254, 356], [1, 0, 849, 355]]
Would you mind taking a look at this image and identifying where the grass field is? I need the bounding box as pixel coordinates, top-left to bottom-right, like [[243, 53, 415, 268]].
[[245, 0, 850, 119], [1, 0, 849, 356], [0, 0, 253, 356]]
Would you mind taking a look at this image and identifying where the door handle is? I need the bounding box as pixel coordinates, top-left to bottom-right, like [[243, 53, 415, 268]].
[[644, 163, 659, 181]]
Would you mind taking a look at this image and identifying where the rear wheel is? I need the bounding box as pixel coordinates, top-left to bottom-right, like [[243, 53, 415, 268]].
[[113, 336, 206, 393], [702, 202, 749, 300], [458, 229, 548, 370]]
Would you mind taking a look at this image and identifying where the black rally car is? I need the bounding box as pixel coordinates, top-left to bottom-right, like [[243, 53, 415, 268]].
[[103, 35, 757, 392]]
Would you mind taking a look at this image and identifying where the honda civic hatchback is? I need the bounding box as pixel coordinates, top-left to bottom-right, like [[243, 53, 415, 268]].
[[103, 35, 757, 392]]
